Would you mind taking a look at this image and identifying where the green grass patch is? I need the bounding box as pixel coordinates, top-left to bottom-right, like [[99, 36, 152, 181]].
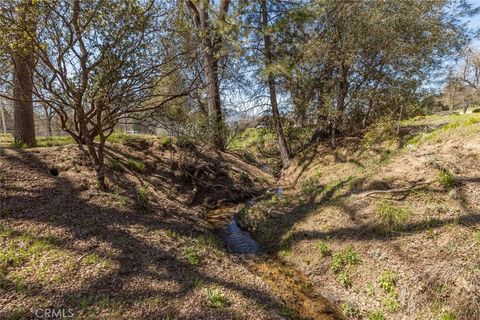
[[196, 233, 220, 249], [279, 305, 296, 318], [0, 230, 53, 269], [136, 186, 149, 208], [376, 200, 411, 231], [367, 310, 386, 320], [184, 246, 201, 266], [204, 287, 227, 308], [330, 245, 360, 273], [36, 135, 75, 147], [437, 169, 457, 190], [316, 241, 331, 257], [405, 114, 480, 146], [83, 253, 102, 266], [228, 127, 276, 151], [440, 311, 456, 320], [126, 158, 147, 173], [379, 270, 398, 295], [336, 271, 352, 288], [340, 302, 360, 318], [300, 173, 323, 197], [106, 158, 123, 172]]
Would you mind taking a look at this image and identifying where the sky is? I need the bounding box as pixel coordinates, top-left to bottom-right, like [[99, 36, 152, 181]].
[[465, 0, 480, 48]]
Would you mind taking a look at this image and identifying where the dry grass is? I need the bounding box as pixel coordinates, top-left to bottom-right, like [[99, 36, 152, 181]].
[[239, 113, 480, 319]]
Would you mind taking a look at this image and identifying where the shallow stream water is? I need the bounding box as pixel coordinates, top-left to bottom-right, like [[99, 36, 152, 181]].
[[206, 188, 345, 320]]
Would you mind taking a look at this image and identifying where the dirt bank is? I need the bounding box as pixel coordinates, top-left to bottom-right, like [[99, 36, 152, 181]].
[[0, 140, 291, 320], [238, 113, 480, 320]]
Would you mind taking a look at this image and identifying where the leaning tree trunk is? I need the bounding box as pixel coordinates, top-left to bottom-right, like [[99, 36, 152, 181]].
[[261, 0, 290, 168]]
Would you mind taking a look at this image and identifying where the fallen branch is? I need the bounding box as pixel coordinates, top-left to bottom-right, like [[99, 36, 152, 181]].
[[355, 180, 434, 197]]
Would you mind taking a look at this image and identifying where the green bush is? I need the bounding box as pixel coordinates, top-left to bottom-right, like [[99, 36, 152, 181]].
[[331, 246, 360, 273], [362, 117, 397, 148], [185, 246, 200, 266], [379, 270, 398, 295], [337, 271, 352, 288], [316, 241, 331, 257], [106, 159, 123, 172], [367, 310, 386, 320], [437, 169, 457, 190], [204, 287, 227, 308], [300, 173, 322, 197], [340, 302, 360, 318], [376, 200, 411, 231], [136, 186, 149, 208], [382, 295, 400, 312], [126, 158, 146, 173]]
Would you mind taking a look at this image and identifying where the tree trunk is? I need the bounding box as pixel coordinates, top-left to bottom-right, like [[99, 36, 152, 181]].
[[185, 0, 227, 150], [12, 51, 36, 146], [203, 46, 225, 149], [0, 98, 7, 134], [331, 62, 349, 148], [42, 103, 52, 136], [362, 98, 373, 128], [12, 0, 37, 147], [261, 0, 290, 168]]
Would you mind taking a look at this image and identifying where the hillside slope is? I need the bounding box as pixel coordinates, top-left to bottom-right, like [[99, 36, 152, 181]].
[[0, 139, 289, 319], [238, 113, 480, 320]]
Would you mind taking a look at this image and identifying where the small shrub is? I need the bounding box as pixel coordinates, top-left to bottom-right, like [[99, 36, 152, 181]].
[[362, 117, 397, 148], [126, 158, 146, 173], [10, 141, 26, 148], [185, 247, 200, 266], [279, 305, 295, 318], [205, 287, 227, 308], [83, 253, 101, 266], [331, 246, 360, 273], [382, 295, 400, 312], [106, 159, 123, 172], [337, 271, 352, 288], [341, 302, 360, 318], [376, 200, 411, 231], [197, 234, 220, 248], [176, 136, 196, 149], [192, 275, 202, 289], [316, 241, 331, 257], [239, 172, 251, 185], [165, 229, 179, 239], [379, 270, 398, 295], [79, 295, 95, 309], [6, 309, 26, 320], [137, 186, 149, 208], [437, 169, 457, 190], [365, 282, 375, 296], [343, 246, 360, 265], [14, 278, 27, 293], [265, 195, 279, 207], [160, 137, 174, 149], [367, 310, 386, 320], [441, 311, 456, 320], [300, 174, 322, 197]]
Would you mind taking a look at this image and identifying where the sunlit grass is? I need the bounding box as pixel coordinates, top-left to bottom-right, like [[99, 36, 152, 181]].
[[405, 113, 480, 146]]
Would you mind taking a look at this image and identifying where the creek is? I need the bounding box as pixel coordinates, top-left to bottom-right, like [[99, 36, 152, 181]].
[[206, 187, 345, 320]]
